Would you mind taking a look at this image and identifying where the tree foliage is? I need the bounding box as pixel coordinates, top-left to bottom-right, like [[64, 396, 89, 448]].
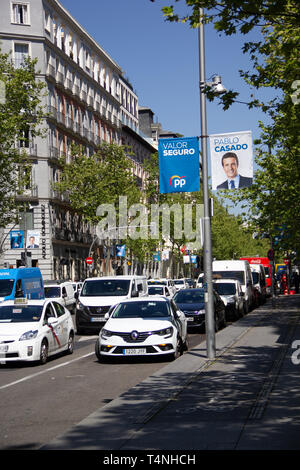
[[0, 52, 46, 227], [142, 152, 268, 261], [54, 142, 141, 225], [159, 0, 300, 256]]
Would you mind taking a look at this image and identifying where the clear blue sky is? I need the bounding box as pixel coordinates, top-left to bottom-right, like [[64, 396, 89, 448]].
[[59, 0, 270, 143]]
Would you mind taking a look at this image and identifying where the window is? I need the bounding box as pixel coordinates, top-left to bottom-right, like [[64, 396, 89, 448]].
[[15, 279, 24, 298], [44, 10, 50, 32], [53, 301, 65, 317], [43, 303, 56, 325], [12, 2, 29, 25], [14, 43, 29, 68]]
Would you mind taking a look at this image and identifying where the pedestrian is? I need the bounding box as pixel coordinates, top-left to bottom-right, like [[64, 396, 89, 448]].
[[293, 271, 299, 294]]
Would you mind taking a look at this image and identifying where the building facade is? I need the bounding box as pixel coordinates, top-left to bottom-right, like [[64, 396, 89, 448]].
[[0, 0, 156, 279]]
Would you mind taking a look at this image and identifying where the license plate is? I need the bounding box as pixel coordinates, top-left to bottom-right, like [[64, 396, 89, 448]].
[[123, 348, 147, 356], [91, 317, 105, 322], [187, 317, 194, 321], [0, 345, 8, 353]]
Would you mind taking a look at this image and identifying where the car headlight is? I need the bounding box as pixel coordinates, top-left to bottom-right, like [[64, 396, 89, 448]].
[[197, 309, 205, 314], [77, 302, 86, 310], [19, 330, 38, 341], [156, 326, 173, 338], [100, 328, 113, 339]]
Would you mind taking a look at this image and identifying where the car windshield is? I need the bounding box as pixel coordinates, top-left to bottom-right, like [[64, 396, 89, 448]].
[[213, 271, 245, 284], [0, 279, 14, 297], [174, 290, 204, 303], [112, 301, 170, 318], [0, 305, 43, 322], [81, 279, 131, 297], [214, 283, 236, 295], [148, 286, 164, 295], [252, 272, 259, 284], [174, 280, 184, 285], [45, 286, 60, 298]]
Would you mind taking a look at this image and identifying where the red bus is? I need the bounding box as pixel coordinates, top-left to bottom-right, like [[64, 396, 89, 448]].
[[240, 257, 272, 294]]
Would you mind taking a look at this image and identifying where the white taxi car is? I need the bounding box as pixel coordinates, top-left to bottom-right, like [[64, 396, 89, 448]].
[[95, 297, 188, 361], [0, 298, 75, 365]]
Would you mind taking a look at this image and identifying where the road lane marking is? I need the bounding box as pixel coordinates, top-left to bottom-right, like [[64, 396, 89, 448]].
[[0, 352, 95, 390]]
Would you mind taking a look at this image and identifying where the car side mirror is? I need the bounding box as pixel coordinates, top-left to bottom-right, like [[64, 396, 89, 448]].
[[48, 317, 58, 326]]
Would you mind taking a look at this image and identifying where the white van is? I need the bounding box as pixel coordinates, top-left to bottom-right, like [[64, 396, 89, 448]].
[[212, 260, 255, 313], [196, 273, 204, 287], [250, 264, 267, 305], [76, 275, 148, 334], [44, 281, 76, 314]]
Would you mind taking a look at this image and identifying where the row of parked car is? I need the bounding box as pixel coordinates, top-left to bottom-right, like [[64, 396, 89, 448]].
[[0, 257, 266, 366]]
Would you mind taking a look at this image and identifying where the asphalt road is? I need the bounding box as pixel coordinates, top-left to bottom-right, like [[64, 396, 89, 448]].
[[0, 330, 204, 450]]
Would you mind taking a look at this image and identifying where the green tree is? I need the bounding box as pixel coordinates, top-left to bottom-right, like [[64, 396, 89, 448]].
[[142, 152, 267, 268], [217, 11, 300, 254], [158, 0, 300, 256], [54, 142, 141, 225], [0, 52, 46, 227]]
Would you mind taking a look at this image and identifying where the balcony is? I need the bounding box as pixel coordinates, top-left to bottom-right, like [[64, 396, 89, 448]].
[[16, 184, 38, 201], [81, 90, 87, 104], [46, 64, 56, 79], [65, 78, 73, 92], [56, 71, 64, 86], [50, 189, 70, 203], [49, 146, 59, 160], [16, 143, 37, 157], [57, 111, 65, 126], [87, 95, 94, 108], [48, 105, 57, 120], [73, 84, 80, 96]]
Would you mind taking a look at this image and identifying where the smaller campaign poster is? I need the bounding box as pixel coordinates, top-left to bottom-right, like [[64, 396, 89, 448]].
[[158, 137, 200, 194], [26, 230, 40, 249], [209, 130, 253, 190], [10, 230, 24, 249]]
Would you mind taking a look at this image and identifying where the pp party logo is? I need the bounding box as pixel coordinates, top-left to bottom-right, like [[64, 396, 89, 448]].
[[169, 175, 186, 189]]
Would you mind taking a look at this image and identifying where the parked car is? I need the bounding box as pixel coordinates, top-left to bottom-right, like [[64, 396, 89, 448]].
[[185, 278, 196, 288], [0, 298, 75, 364], [95, 297, 188, 361], [173, 288, 205, 329], [148, 285, 172, 297], [76, 276, 148, 334], [196, 273, 204, 288], [173, 279, 187, 291], [249, 264, 267, 305], [212, 260, 255, 313], [213, 279, 245, 320], [72, 281, 83, 294], [148, 278, 176, 296], [173, 288, 226, 331], [44, 281, 76, 315]]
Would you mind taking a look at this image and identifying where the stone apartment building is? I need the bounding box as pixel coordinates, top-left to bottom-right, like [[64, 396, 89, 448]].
[[0, 0, 156, 280]]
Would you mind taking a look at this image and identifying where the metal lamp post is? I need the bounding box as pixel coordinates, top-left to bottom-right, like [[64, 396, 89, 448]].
[[198, 8, 215, 359]]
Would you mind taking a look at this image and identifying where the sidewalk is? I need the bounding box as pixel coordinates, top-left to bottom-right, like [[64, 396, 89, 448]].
[[43, 294, 300, 451]]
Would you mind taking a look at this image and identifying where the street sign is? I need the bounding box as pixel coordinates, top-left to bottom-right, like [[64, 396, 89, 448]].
[[85, 257, 93, 265]]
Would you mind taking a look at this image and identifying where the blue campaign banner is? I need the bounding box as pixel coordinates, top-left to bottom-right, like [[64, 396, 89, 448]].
[[10, 230, 24, 249], [116, 244, 125, 257], [158, 137, 200, 194]]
